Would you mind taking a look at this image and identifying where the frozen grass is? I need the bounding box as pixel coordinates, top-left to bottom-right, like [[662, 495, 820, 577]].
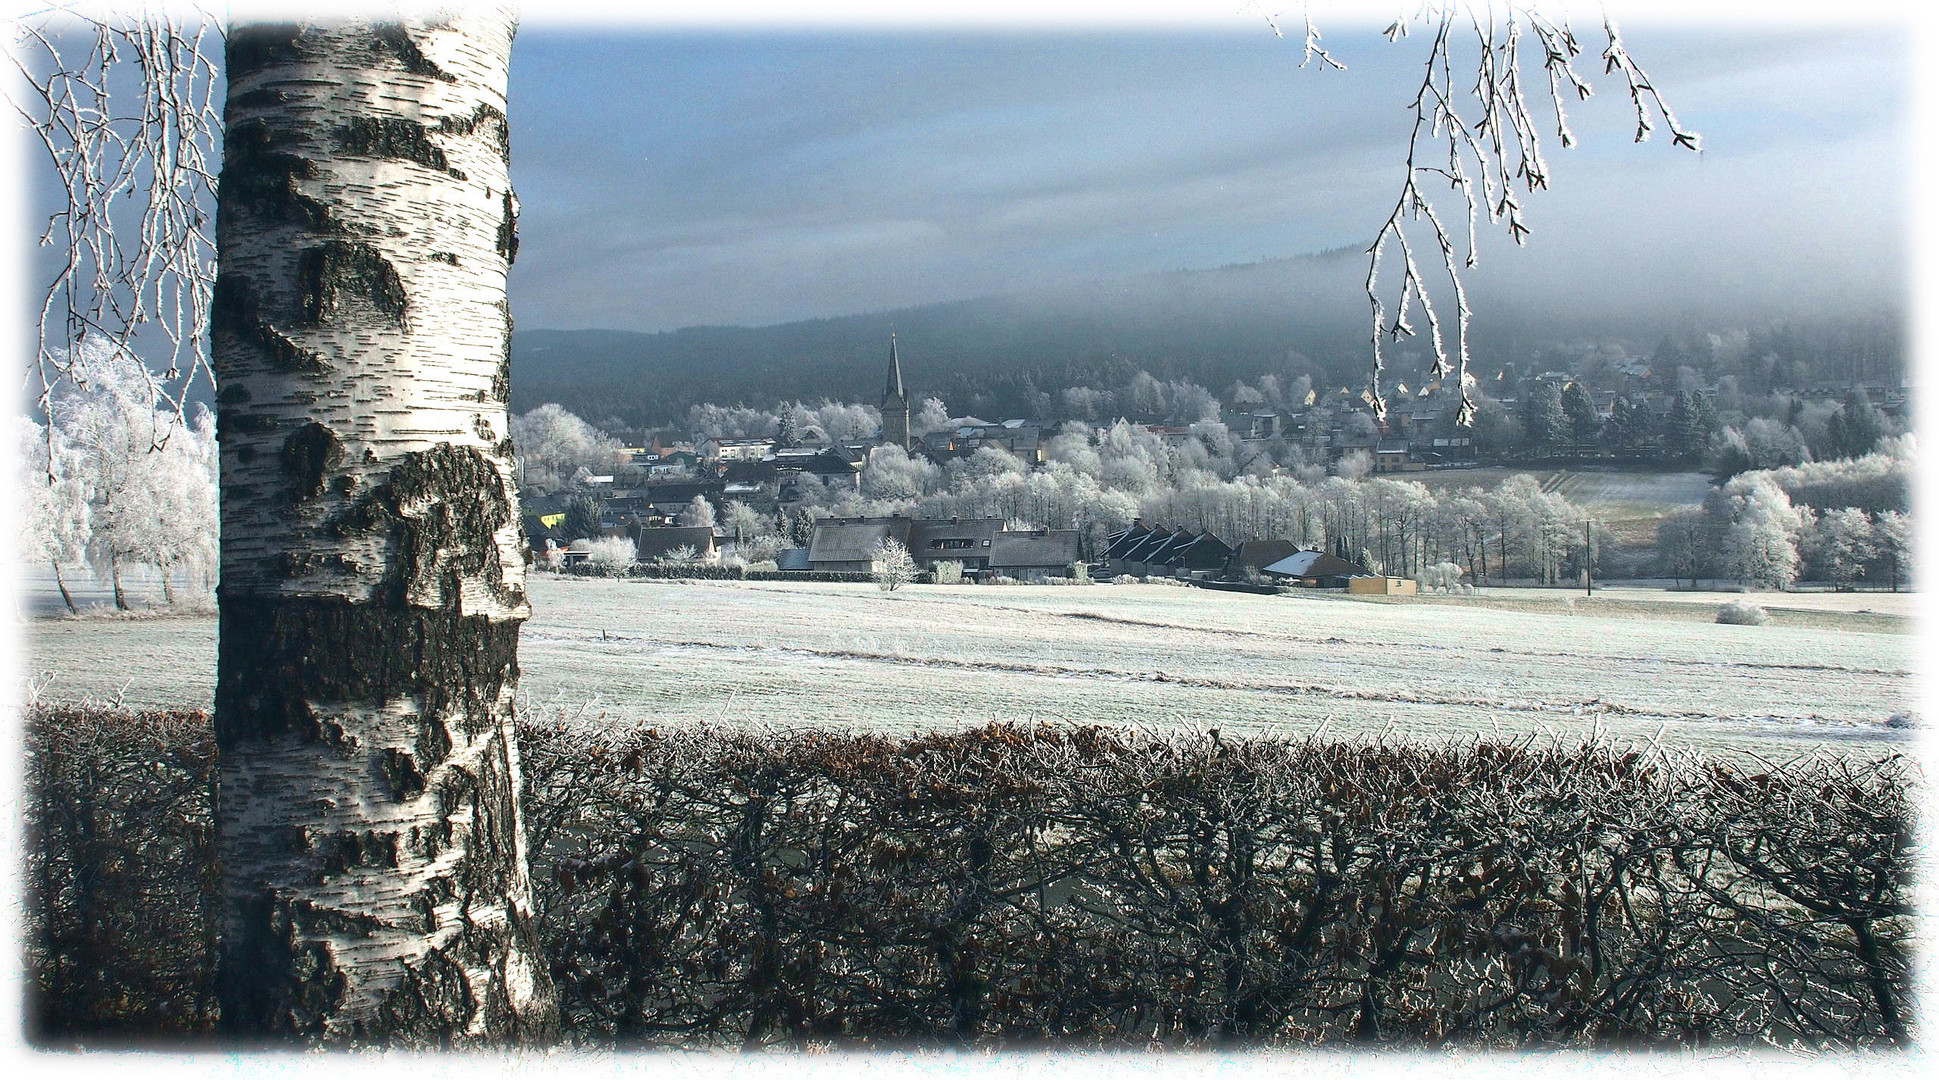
[[19, 576, 1917, 758]]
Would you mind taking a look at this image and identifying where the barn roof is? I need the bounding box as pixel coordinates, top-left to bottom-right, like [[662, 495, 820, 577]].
[[807, 518, 913, 563], [990, 531, 1080, 569], [1261, 550, 1366, 579]]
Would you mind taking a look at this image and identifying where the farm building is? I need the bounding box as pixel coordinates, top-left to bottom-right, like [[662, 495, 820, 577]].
[[1100, 521, 1153, 567], [989, 531, 1083, 581], [633, 525, 717, 563], [1259, 550, 1371, 588], [807, 516, 1078, 579], [1230, 539, 1299, 578]]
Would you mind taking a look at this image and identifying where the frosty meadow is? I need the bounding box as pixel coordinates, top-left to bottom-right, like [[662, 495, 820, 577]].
[[9, 2, 1922, 1055]]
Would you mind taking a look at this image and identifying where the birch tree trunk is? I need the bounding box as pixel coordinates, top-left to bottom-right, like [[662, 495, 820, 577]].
[[210, 11, 554, 1045]]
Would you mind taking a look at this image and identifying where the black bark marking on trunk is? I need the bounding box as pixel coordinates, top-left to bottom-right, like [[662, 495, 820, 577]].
[[418, 716, 454, 773], [218, 411, 278, 442], [296, 241, 408, 327], [495, 191, 518, 264], [321, 830, 401, 877], [230, 85, 294, 111], [215, 597, 520, 750], [388, 443, 522, 613], [369, 24, 455, 83], [431, 251, 459, 265], [281, 422, 346, 500], [286, 897, 386, 938], [271, 550, 363, 580], [218, 117, 334, 231], [368, 949, 475, 1045], [379, 748, 428, 801], [218, 383, 251, 405], [228, 23, 454, 85], [438, 103, 511, 165], [413, 876, 455, 932], [337, 116, 467, 179], [217, 887, 349, 1040], [213, 275, 329, 374], [491, 300, 513, 402], [225, 24, 310, 81]]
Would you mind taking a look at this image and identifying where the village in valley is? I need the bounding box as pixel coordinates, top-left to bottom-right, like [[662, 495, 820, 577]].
[[517, 324, 1912, 603]]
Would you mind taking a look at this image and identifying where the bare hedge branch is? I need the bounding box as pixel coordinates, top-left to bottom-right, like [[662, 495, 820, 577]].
[[25, 706, 1913, 1050]]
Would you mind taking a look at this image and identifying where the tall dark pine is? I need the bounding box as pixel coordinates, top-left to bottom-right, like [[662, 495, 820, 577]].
[[210, 12, 555, 1044], [881, 331, 911, 450]]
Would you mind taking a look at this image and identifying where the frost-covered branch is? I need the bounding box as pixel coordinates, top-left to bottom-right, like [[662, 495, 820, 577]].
[[1351, 3, 1700, 428], [7, 5, 221, 417]]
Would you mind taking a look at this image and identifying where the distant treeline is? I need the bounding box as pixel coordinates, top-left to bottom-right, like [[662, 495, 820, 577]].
[[511, 245, 1903, 436]]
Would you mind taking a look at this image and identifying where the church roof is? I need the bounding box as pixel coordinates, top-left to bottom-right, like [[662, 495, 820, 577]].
[[884, 332, 906, 403]]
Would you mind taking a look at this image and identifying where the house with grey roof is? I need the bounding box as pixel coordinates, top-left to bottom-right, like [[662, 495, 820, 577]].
[[806, 517, 914, 573], [1230, 539, 1299, 578], [633, 525, 717, 564], [989, 530, 1082, 581], [806, 515, 1078, 580], [1259, 549, 1368, 588]]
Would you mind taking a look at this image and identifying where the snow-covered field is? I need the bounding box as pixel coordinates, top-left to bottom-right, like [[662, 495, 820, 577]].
[[17, 575, 1919, 758]]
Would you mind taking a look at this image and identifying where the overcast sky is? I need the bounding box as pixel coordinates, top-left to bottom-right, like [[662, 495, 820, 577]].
[[503, 10, 1907, 334]]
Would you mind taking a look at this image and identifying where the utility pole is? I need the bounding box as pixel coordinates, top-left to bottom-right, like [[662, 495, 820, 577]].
[[1584, 518, 1594, 596]]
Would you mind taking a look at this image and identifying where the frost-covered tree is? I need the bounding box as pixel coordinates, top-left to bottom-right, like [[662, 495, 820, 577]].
[[869, 538, 918, 592], [583, 535, 637, 568], [1709, 417, 1809, 481], [722, 499, 764, 543], [13, 417, 91, 614], [653, 543, 701, 569], [1656, 507, 1713, 590], [1519, 381, 1566, 455], [678, 493, 716, 528], [128, 405, 219, 605], [912, 396, 952, 437], [511, 403, 620, 493], [1417, 560, 1465, 592], [1815, 508, 1876, 590], [861, 443, 940, 502], [1872, 510, 1912, 592], [48, 345, 174, 610], [1715, 474, 1804, 590]]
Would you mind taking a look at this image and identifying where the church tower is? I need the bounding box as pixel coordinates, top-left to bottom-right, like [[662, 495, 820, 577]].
[[881, 331, 911, 450]]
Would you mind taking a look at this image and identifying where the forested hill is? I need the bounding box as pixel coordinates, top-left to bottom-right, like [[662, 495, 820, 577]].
[[509, 246, 1903, 434], [510, 248, 1360, 432]]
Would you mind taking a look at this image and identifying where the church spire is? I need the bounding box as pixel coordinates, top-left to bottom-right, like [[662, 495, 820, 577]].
[[886, 329, 906, 401], [881, 329, 911, 450]]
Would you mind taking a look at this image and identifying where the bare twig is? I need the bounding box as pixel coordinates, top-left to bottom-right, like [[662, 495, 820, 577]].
[[7, 4, 221, 419], [1350, 3, 1700, 428]]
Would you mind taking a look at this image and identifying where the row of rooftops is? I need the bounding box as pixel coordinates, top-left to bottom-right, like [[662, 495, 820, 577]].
[[806, 515, 1080, 573], [1101, 521, 1370, 582]]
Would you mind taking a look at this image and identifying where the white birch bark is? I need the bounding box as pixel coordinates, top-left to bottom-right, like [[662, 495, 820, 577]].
[[211, 9, 553, 1044]]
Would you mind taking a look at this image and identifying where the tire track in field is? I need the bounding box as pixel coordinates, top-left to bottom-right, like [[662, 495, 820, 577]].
[[522, 631, 1882, 730], [1025, 609, 1910, 679]]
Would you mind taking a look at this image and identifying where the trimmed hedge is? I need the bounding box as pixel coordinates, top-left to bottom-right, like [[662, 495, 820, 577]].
[[557, 564, 873, 583], [24, 707, 1916, 1050]]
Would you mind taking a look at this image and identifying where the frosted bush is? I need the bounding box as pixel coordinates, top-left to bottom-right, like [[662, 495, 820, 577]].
[[745, 560, 779, 573], [931, 560, 964, 585], [1113, 575, 1140, 585], [1715, 600, 1768, 626], [582, 536, 636, 568]]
